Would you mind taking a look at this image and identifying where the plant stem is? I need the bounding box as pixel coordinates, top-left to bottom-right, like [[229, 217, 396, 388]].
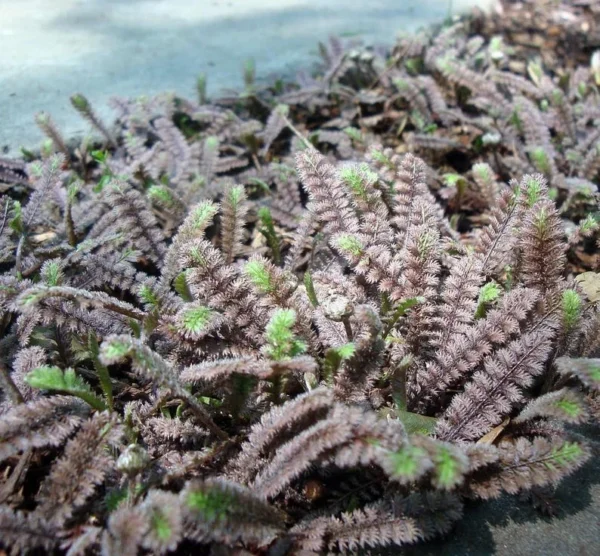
[[0, 360, 24, 405]]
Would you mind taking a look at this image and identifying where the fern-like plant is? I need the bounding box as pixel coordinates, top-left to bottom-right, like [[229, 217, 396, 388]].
[[0, 3, 599, 554]]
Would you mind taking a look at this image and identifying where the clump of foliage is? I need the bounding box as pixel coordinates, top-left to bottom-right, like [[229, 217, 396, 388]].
[[0, 1, 599, 554]]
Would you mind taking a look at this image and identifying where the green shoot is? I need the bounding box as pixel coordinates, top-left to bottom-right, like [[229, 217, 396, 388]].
[[25, 366, 106, 411], [264, 309, 306, 361], [475, 282, 501, 319], [322, 343, 355, 385], [304, 271, 319, 307], [257, 207, 282, 265]]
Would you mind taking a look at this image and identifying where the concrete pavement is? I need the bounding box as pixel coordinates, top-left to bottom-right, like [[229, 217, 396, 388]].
[[0, 0, 493, 154]]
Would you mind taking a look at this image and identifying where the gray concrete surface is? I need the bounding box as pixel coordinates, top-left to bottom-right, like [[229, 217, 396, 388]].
[[0, 0, 493, 154]]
